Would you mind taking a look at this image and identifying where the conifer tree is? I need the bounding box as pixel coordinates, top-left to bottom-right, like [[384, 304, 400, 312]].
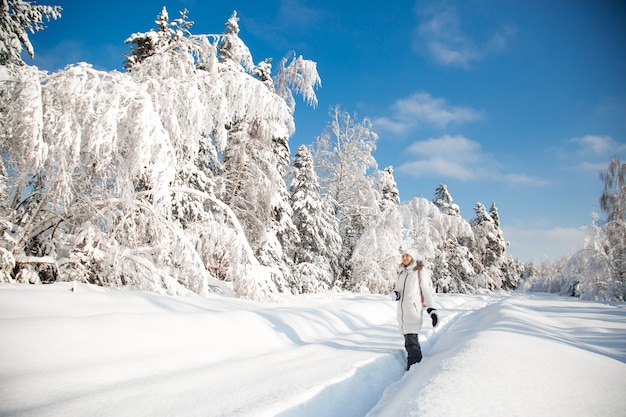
[[432, 236, 475, 293], [217, 11, 253, 70], [378, 166, 400, 209], [0, 0, 61, 66], [124, 7, 194, 69], [289, 145, 341, 292], [214, 11, 318, 292], [433, 184, 460, 216], [471, 201, 508, 289]]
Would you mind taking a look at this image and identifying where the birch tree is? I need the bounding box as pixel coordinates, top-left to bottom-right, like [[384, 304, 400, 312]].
[[311, 106, 379, 285], [598, 156, 625, 299]]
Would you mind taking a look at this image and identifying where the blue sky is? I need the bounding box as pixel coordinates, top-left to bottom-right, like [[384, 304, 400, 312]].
[[26, 0, 626, 263]]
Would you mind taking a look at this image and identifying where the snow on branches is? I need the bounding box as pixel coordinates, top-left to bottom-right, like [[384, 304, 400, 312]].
[[1, 7, 321, 300], [0, 5, 549, 301], [0, 0, 61, 66]]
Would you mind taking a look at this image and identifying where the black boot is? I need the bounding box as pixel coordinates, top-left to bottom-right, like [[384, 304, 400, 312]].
[[404, 333, 422, 370]]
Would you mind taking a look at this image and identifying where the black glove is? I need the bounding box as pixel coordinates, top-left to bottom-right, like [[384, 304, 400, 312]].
[[427, 308, 438, 327]]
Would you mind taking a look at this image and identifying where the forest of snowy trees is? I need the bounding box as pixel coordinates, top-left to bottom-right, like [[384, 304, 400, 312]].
[[519, 155, 626, 301], [1, 1, 624, 301]]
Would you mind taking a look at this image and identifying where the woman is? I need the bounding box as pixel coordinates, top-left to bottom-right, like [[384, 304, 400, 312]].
[[390, 248, 439, 370]]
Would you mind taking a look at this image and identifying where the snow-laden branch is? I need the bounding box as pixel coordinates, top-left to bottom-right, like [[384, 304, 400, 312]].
[[150, 187, 282, 300], [164, 187, 256, 264]]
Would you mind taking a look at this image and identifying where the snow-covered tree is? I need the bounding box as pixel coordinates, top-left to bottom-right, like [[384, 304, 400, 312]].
[[400, 197, 473, 267], [348, 202, 404, 293], [1, 63, 194, 291], [562, 157, 626, 301], [311, 106, 380, 286], [0, 7, 320, 301], [217, 11, 253, 71], [289, 144, 341, 292], [471, 201, 508, 289], [273, 51, 321, 112], [517, 257, 567, 294], [378, 166, 400, 209], [433, 184, 460, 216], [348, 168, 402, 293], [213, 10, 318, 294], [0, 0, 60, 66], [599, 155, 625, 297], [124, 7, 194, 69], [432, 236, 476, 293]]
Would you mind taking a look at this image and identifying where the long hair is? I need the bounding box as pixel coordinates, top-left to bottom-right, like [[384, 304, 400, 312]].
[[398, 259, 424, 271]]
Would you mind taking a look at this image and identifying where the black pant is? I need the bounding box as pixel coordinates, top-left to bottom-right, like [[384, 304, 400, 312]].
[[404, 333, 422, 370]]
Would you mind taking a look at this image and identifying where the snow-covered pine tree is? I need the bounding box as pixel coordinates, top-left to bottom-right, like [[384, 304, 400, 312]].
[[432, 183, 460, 217], [488, 201, 518, 290], [216, 10, 319, 295], [378, 166, 400, 209], [432, 235, 475, 293], [489, 201, 501, 228], [289, 144, 341, 293], [217, 11, 253, 71], [218, 110, 293, 292], [471, 201, 508, 290], [124, 7, 189, 68], [311, 106, 380, 287], [0, 0, 61, 66], [254, 135, 301, 292]]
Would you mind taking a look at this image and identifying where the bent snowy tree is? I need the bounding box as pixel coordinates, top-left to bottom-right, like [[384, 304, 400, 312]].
[[0, 7, 321, 300]]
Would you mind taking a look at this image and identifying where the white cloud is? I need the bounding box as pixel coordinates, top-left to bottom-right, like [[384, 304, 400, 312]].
[[417, 6, 478, 68], [487, 25, 517, 52], [571, 135, 624, 155], [504, 173, 550, 186], [371, 118, 408, 135], [398, 134, 547, 184], [373, 92, 482, 134], [414, 3, 516, 68], [398, 135, 495, 181], [551, 134, 626, 172], [277, 0, 325, 27], [577, 161, 612, 172]]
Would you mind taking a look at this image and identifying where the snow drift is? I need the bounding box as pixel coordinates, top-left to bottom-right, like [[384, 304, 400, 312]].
[[1, 283, 624, 417]]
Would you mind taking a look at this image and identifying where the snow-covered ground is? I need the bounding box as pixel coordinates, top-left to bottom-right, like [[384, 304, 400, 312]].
[[1, 283, 625, 417]]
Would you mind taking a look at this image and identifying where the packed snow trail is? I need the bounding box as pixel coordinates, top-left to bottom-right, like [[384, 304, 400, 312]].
[[367, 293, 626, 417]]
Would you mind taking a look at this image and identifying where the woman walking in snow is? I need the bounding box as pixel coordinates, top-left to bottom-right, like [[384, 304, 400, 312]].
[[391, 248, 439, 370]]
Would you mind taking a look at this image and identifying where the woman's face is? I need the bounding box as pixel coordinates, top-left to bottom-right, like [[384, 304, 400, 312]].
[[401, 253, 413, 266]]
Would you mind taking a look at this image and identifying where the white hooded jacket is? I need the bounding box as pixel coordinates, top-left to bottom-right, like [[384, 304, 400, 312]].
[[395, 260, 436, 335]]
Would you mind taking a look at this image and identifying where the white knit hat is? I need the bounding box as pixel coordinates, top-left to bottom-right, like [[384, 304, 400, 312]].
[[402, 248, 419, 262]]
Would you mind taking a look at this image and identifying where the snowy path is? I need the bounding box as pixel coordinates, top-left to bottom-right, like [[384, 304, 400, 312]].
[[1, 283, 625, 417], [368, 293, 626, 417]]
